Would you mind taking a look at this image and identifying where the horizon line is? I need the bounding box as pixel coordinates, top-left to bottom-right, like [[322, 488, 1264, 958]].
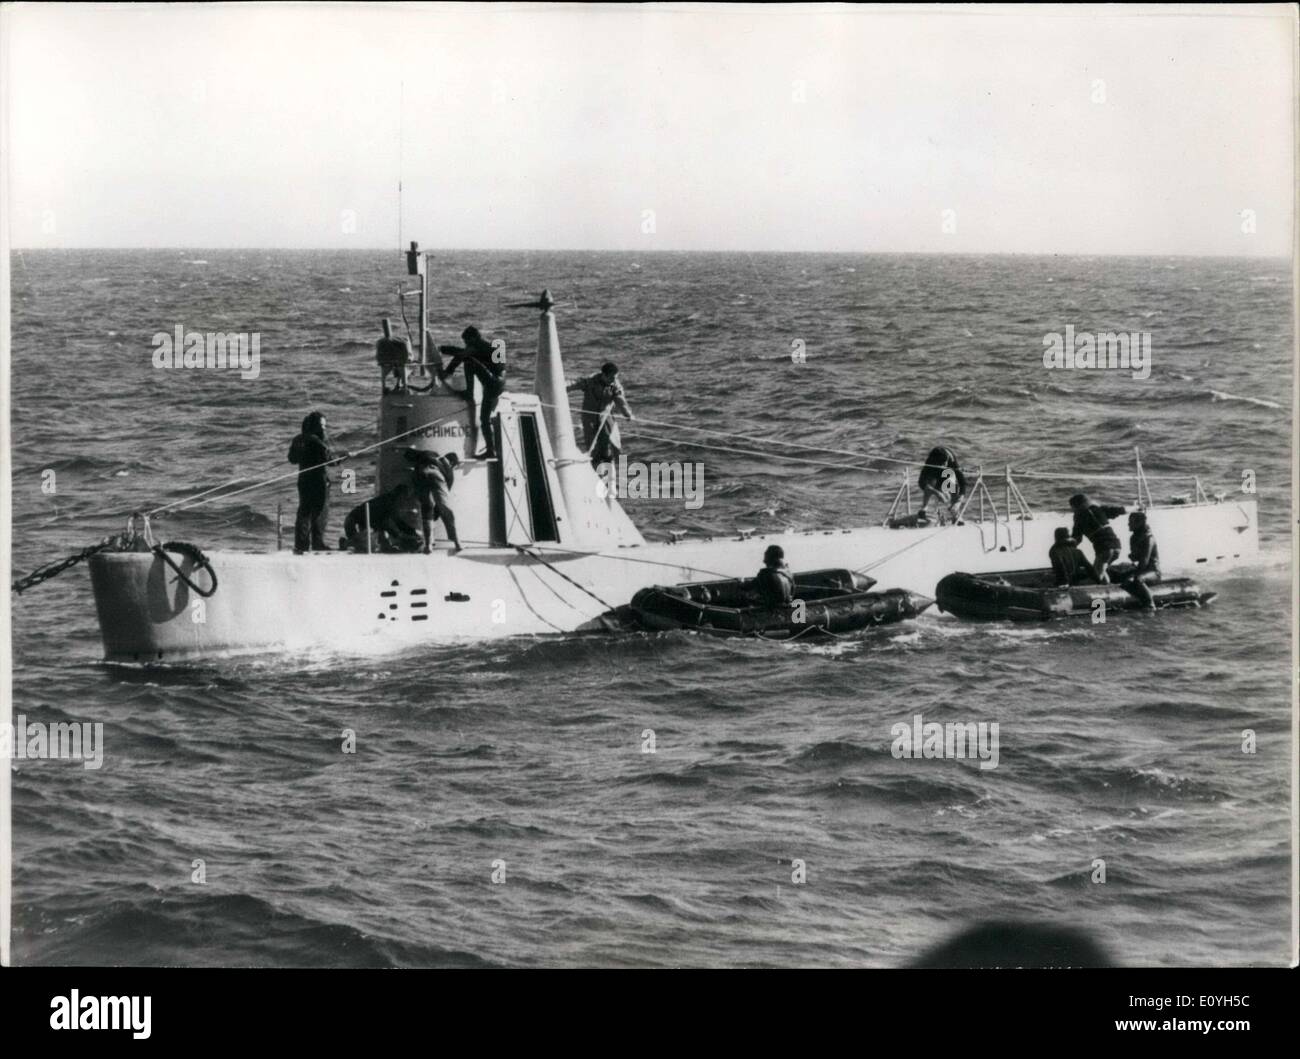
[[10, 246, 1293, 260]]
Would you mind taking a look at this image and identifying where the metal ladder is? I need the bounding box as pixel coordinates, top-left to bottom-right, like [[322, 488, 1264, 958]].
[[955, 465, 1035, 553]]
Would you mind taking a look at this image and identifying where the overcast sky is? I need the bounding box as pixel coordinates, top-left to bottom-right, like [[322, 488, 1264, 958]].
[[5, 3, 1295, 254]]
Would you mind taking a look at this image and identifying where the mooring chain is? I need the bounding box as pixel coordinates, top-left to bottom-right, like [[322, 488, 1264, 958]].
[[11, 539, 119, 594], [12, 536, 221, 598]]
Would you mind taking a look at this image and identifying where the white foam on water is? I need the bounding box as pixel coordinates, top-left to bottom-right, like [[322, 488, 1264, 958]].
[[1208, 389, 1281, 409]]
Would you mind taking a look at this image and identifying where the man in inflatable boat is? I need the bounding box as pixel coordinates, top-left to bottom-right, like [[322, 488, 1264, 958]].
[[754, 544, 796, 607], [1110, 511, 1160, 610], [1049, 513, 1160, 609], [1048, 527, 1092, 587], [1068, 492, 1127, 582]]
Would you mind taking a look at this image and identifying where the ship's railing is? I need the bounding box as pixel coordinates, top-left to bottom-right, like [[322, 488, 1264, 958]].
[[881, 448, 1220, 552], [1013, 447, 1222, 511], [1137, 453, 1212, 507], [884, 463, 1033, 553], [882, 475, 915, 521]]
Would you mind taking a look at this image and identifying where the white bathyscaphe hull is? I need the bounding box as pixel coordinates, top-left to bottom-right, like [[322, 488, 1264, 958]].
[[87, 498, 1258, 662]]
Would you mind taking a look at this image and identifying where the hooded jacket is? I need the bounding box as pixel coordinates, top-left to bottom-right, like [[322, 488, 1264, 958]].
[[918, 446, 967, 499], [1049, 538, 1092, 586], [755, 565, 795, 607], [289, 412, 333, 494]]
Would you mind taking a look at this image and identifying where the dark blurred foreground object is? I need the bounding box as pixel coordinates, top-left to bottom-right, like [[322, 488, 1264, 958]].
[[912, 921, 1115, 968]]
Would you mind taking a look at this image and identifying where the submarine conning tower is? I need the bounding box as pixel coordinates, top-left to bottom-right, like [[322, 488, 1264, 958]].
[[528, 288, 643, 549], [373, 245, 642, 550]]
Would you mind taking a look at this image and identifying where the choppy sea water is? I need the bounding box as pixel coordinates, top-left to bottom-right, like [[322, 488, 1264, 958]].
[[8, 249, 1294, 966]]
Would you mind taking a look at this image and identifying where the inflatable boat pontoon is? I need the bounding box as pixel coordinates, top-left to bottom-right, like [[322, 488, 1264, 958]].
[[629, 568, 933, 638], [935, 568, 1216, 622]]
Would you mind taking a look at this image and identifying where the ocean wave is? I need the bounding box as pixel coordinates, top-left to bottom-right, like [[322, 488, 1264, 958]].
[[1127, 698, 1252, 720], [787, 739, 885, 767], [1051, 762, 1229, 803], [15, 889, 496, 967], [1207, 389, 1281, 410]]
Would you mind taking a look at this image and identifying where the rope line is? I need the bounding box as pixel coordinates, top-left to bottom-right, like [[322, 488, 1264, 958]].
[[625, 427, 862, 473], [1010, 469, 1193, 484], [854, 525, 952, 575], [537, 399, 919, 470], [58, 391, 1214, 537], [534, 399, 1206, 483], [522, 542, 733, 580], [516, 546, 617, 611], [145, 410, 466, 519]]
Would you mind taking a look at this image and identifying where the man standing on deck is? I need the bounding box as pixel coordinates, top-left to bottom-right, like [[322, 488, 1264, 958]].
[[568, 362, 635, 468], [1068, 493, 1127, 583], [288, 411, 349, 553], [438, 326, 506, 460]]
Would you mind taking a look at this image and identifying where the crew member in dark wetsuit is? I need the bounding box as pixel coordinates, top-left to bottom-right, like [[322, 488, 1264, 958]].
[[341, 482, 422, 553], [438, 326, 505, 460], [407, 450, 462, 554], [1068, 492, 1126, 583], [288, 411, 347, 553], [918, 446, 967, 522], [1115, 510, 1160, 610], [1048, 527, 1093, 587], [754, 544, 795, 608]]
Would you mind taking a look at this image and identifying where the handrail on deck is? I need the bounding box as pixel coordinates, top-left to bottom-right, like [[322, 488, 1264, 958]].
[[875, 448, 1227, 541]]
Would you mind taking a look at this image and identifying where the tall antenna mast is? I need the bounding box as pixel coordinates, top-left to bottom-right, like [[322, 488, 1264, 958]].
[[397, 79, 404, 251]]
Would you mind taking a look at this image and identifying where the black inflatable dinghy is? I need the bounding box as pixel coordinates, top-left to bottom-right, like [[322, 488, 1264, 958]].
[[935, 568, 1216, 622], [630, 567, 934, 638]]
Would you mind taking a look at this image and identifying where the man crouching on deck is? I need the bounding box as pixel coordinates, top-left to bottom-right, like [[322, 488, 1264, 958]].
[[406, 449, 462, 554], [918, 445, 967, 524]]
